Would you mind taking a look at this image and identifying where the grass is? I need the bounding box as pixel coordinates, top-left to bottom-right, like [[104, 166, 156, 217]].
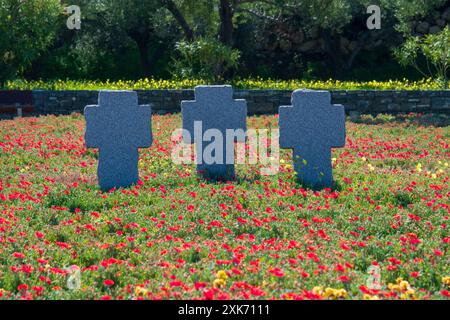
[[0, 113, 448, 300]]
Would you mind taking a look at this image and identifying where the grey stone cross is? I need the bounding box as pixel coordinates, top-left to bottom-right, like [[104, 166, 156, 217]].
[[182, 85, 247, 180], [279, 89, 346, 189], [84, 90, 152, 191]]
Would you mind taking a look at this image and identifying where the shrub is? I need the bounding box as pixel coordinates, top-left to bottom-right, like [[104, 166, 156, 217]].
[[395, 27, 450, 89], [171, 38, 241, 81], [3, 78, 447, 91], [0, 0, 62, 83]]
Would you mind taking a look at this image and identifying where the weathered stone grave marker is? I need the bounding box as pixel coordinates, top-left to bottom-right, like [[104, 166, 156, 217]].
[[84, 90, 152, 191], [182, 85, 247, 180], [279, 89, 346, 189]]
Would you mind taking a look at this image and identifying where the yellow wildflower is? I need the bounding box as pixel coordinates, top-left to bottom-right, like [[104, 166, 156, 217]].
[[442, 276, 450, 286], [312, 286, 323, 295], [416, 163, 422, 172], [217, 270, 228, 280], [400, 289, 417, 300], [135, 286, 148, 297], [324, 287, 335, 298], [335, 289, 348, 299], [388, 283, 400, 292], [213, 278, 226, 288], [363, 294, 379, 300], [323, 287, 347, 299], [399, 280, 410, 291], [388, 278, 417, 298]]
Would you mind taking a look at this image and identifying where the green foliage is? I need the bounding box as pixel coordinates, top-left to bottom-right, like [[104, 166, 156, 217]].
[[60, 0, 174, 78], [1, 0, 449, 81], [171, 38, 241, 81], [395, 27, 450, 88], [264, 0, 356, 30], [385, 0, 448, 35], [352, 113, 396, 124], [170, 0, 218, 37], [0, 0, 63, 82]]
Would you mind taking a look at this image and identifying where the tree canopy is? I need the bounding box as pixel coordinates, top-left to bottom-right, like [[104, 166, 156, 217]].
[[1, 0, 449, 82]]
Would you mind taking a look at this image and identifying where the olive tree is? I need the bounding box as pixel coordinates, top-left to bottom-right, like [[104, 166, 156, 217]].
[[0, 0, 63, 83]]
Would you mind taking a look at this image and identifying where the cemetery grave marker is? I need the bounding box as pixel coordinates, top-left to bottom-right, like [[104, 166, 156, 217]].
[[181, 86, 247, 180], [84, 90, 152, 191], [279, 89, 346, 189]]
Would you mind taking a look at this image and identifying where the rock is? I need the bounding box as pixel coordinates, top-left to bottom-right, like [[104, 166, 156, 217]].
[[340, 37, 350, 53], [318, 39, 325, 51], [349, 111, 361, 121], [84, 90, 152, 191], [299, 40, 319, 52], [429, 26, 442, 34], [416, 21, 430, 34], [436, 19, 446, 27], [341, 37, 350, 48], [291, 30, 305, 44], [309, 26, 320, 39], [432, 10, 441, 20], [279, 39, 292, 51], [278, 90, 346, 189], [442, 8, 450, 21], [181, 86, 247, 180], [348, 41, 358, 52], [266, 36, 278, 50], [431, 97, 450, 110]]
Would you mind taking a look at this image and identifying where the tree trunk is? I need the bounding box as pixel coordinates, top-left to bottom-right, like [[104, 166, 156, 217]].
[[129, 28, 152, 77], [163, 0, 194, 41], [219, 0, 234, 46], [137, 42, 152, 77], [321, 29, 351, 79]]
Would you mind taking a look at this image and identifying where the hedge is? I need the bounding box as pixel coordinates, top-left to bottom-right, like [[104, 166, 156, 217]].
[[3, 78, 448, 91]]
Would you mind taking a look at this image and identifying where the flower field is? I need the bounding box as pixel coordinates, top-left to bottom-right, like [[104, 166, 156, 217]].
[[0, 113, 448, 300], [4, 77, 447, 91]]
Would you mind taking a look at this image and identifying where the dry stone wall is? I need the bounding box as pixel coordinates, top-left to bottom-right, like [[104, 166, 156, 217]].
[[28, 89, 450, 118]]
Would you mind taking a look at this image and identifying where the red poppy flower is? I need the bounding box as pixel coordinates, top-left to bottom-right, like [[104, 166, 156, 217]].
[[103, 279, 115, 287]]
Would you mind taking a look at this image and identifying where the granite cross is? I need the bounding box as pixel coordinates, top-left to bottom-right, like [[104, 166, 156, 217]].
[[279, 89, 346, 189], [84, 90, 152, 191], [181, 85, 247, 180]]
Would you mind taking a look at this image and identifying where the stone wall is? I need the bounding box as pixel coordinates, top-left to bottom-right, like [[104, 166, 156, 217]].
[[413, 6, 450, 36], [29, 89, 450, 117]]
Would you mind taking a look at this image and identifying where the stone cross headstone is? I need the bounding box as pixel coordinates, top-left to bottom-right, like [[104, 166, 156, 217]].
[[182, 85, 247, 180], [84, 90, 152, 191], [279, 89, 346, 189]]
